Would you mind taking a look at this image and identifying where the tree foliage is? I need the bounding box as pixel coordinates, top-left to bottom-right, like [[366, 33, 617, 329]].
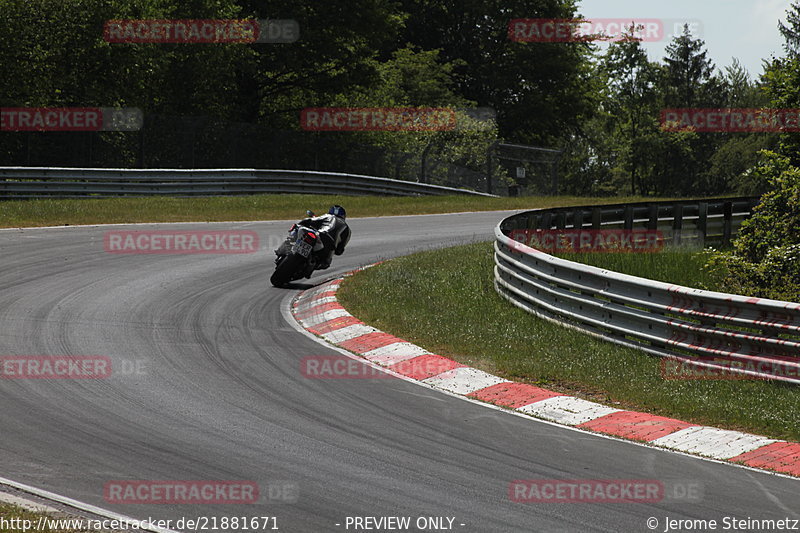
[[705, 151, 800, 302], [0, 0, 795, 198]]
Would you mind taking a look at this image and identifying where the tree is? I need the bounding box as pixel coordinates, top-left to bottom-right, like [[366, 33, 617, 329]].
[[322, 45, 499, 188], [705, 151, 800, 302], [395, 0, 597, 146], [0, 0, 409, 167], [779, 1, 800, 57], [662, 25, 725, 108], [698, 60, 775, 193], [240, 0, 404, 126], [724, 58, 769, 108], [600, 31, 661, 194], [348, 45, 471, 108], [654, 26, 729, 194], [763, 57, 800, 165]]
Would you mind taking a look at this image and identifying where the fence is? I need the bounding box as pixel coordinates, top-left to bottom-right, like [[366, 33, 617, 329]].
[[494, 197, 800, 383], [1, 115, 496, 193]]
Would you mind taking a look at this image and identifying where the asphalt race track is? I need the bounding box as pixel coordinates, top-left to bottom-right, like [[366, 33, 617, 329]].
[[0, 211, 798, 532]]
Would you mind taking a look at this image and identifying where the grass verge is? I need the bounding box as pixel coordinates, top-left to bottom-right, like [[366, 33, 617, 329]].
[[0, 194, 650, 228], [337, 242, 800, 442], [556, 248, 723, 291], [0, 503, 85, 532]]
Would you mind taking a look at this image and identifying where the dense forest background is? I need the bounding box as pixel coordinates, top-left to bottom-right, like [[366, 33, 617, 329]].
[[4, 0, 800, 197]]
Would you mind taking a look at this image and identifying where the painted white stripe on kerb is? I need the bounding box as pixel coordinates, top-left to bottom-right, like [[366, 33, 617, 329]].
[[294, 292, 322, 306], [299, 309, 350, 327], [296, 296, 337, 311], [423, 367, 509, 395], [296, 285, 338, 306], [296, 285, 338, 304], [518, 396, 622, 426], [314, 282, 341, 294], [361, 342, 431, 365], [321, 324, 377, 343], [651, 426, 779, 460]]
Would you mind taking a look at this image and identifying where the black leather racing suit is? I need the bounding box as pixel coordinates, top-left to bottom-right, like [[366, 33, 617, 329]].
[[298, 214, 351, 268]]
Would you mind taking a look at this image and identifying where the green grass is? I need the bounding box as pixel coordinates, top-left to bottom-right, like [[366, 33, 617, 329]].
[[557, 248, 723, 291], [337, 242, 800, 442], [0, 194, 650, 228]]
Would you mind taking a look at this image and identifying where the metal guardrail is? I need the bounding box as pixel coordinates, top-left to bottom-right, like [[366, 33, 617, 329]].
[[0, 167, 495, 199], [494, 197, 800, 384]]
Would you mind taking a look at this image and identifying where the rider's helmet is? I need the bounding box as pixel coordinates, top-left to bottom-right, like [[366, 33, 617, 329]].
[[329, 205, 346, 219]]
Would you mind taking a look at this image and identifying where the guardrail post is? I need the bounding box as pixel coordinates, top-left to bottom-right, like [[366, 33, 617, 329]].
[[673, 204, 683, 246], [647, 204, 658, 230], [572, 208, 584, 229], [624, 205, 634, 230], [556, 212, 566, 229], [722, 201, 733, 245], [591, 208, 601, 229], [420, 141, 434, 183], [521, 214, 532, 230], [485, 141, 499, 196], [698, 202, 708, 240]]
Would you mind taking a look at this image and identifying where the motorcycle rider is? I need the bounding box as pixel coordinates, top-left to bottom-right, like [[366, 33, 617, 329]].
[[298, 205, 350, 270]]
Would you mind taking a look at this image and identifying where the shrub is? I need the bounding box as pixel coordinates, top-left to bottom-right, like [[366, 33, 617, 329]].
[[704, 150, 800, 302]]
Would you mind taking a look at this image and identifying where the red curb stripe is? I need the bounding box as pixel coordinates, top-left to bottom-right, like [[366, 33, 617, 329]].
[[388, 354, 464, 381], [467, 382, 563, 408], [294, 302, 345, 321], [731, 442, 800, 476], [578, 411, 696, 442], [308, 315, 363, 335], [338, 332, 404, 354]]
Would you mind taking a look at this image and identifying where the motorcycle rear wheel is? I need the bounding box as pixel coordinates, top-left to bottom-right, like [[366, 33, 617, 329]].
[[270, 254, 306, 287]]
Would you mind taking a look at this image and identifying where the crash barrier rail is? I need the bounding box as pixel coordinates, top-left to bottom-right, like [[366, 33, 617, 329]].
[[494, 197, 800, 384], [0, 167, 495, 199]]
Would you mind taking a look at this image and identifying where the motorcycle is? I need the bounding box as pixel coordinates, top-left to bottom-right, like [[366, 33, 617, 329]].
[[271, 212, 325, 286]]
